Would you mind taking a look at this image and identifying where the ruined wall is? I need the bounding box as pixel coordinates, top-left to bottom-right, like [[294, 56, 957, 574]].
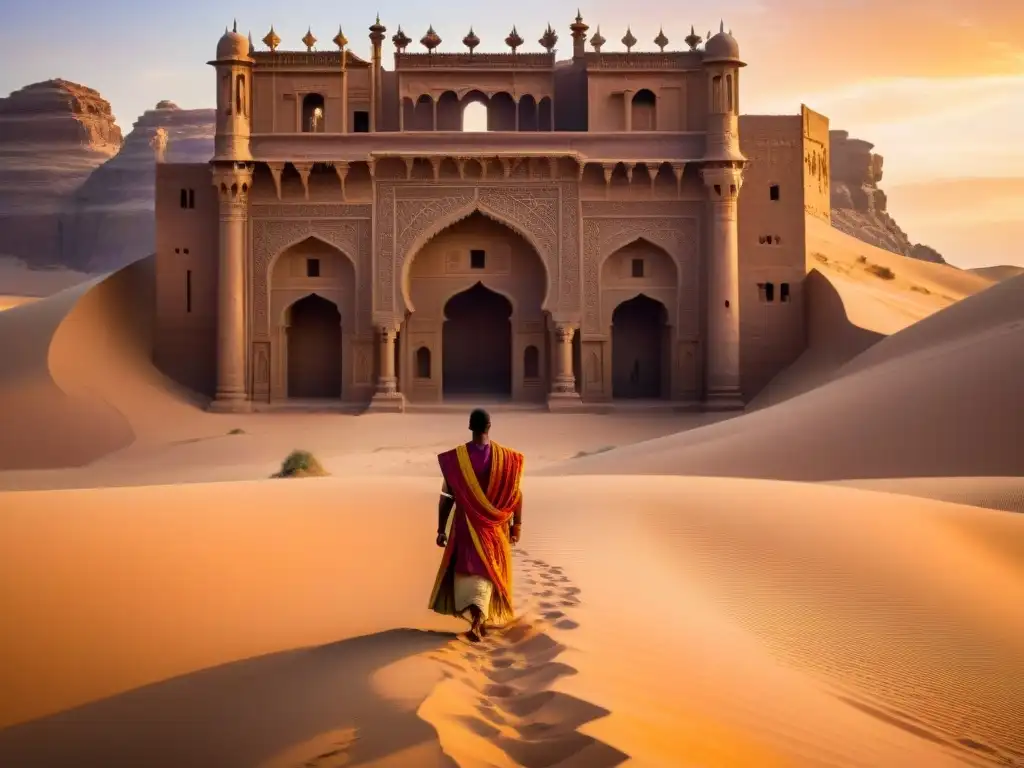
[[738, 114, 808, 399], [153, 163, 219, 396], [801, 105, 831, 223]]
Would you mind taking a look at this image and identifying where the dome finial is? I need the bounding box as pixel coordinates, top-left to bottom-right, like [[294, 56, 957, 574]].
[[233, 19, 237, 33], [720, 20, 725, 33]]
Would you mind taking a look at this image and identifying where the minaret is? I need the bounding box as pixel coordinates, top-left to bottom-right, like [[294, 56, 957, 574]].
[[569, 10, 589, 59], [369, 15, 387, 131], [700, 22, 747, 408], [208, 21, 255, 411]]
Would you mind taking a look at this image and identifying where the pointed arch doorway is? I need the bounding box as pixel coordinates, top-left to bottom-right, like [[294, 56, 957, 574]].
[[442, 282, 513, 398], [286, 294, 342, 398], [611, 294, 669, 399]]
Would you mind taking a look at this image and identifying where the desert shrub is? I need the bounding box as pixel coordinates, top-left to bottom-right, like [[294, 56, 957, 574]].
[[856, 254, 868, 264], [227, 427, 246, 435], [813, 253, 829, 264], [273, 450, 329, 478], [910, 284, 931, 294], [866, 263, 896, 280]]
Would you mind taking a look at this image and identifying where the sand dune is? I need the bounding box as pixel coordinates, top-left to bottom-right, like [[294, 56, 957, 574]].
[[836, 476, 1024, 514], [552, 272, 1023, 481], [0, 477, 1020, 767], [971, 264, 1024, 283]]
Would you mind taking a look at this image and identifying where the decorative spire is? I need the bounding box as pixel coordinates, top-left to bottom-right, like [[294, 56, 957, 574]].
[[333, 26, 348, 49], [684, 25, 702, 51], [420, 25, 441, 52], [248, 31, 255, 55], [590, 26, 605, 53], [570, 8, 589, 35], [621, 27, 637, 52], [232, 19, 238, 34], [505, 26, 524, 53], [369, 13, 386, 42], [263, 25, 281, 52], [706, 30, 712, 45], [463, 27, 480, 54], [654, 26, 668, 52], [302, 27, 317, 51], [392, 26, 411, 51], [720, 20, 725, 34], [539, 23, 558, 52]]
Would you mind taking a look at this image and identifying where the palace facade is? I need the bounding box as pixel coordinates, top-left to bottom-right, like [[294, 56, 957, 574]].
[[153, 14, 832, 411]]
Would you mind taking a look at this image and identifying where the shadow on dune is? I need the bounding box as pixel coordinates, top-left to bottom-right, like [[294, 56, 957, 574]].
[[0, 628, 457, 768], [749, 269, 885, 411]]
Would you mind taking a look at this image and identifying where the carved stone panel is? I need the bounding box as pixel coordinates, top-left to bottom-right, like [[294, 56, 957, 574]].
[[250, 204, 370, 340], [582, 211, 699, 335], [375, 184, 564, 318], [252, 341, 271, 403]]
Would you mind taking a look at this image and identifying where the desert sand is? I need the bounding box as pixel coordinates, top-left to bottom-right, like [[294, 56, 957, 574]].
[[0, 220, 1021, 767]]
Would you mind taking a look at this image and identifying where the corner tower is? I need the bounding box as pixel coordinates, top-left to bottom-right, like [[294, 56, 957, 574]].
[[701, 23, 747, 408], [208, 22, 255, 412], [211, 21, 254, 162]]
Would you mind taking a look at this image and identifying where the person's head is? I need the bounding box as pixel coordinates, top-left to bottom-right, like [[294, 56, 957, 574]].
[[468, 408, 491, 439]]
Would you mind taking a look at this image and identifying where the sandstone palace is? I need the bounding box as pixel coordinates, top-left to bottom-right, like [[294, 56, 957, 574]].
[[154, 14, 832, 412]]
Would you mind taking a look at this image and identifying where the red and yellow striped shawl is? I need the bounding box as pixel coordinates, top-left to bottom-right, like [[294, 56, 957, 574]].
[[429, 442, 524, 623]]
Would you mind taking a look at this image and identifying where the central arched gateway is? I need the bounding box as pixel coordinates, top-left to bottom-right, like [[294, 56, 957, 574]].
[[401, 212, 548, 403], [443, 283, 512, 397], [286, 294, 342, 398]]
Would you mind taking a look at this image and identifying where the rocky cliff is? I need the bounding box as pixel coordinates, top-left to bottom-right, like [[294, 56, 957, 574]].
[[0, 80, 122, 268], [64, 101, 214, 271], [829, 130, 946, 264]]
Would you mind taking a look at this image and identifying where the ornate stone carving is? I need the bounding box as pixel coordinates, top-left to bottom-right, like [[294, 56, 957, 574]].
[[582, 216, 699, 334], [582, 200, 684, 218], [251, 217, 364, 338], [376, 185, 562, 316], [559, 182, 580, 310]]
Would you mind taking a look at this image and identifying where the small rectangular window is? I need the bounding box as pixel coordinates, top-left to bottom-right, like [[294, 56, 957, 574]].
[[631, 258, 644, 278], [770, 184, 780, 201], [758, 282, 775, 303], [185, 269, 192, 313], [353, 111, 370, 133], [188, 189, 195, 209], [180, 189, 188, 208], [780, 282, 791, 303], [470, 249, 486, 269], [306, 258, 321, 278]]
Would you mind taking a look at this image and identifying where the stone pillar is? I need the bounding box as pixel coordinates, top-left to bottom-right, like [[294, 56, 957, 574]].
[[623, 90, 632, 132], [701, 164, 745, 409], [368, 320, 405, 412], [209, 163, 254, 412], [548, 322, 583, 410]]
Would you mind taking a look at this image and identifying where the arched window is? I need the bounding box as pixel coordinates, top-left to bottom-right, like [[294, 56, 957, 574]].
[[726, 74, 734, 113], [302, 93, 325, 133], [523, 345, 540, 379], [711, 75, 722, 113], [462, 101, 488, 132], [415, 346, 431, 379], [235, 74, 246, 117], [631, 89, 657, 130]]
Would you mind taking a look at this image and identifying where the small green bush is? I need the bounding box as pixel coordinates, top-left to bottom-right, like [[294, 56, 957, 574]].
[[866, 263, 896, 280], [273, 450, 329, 478]]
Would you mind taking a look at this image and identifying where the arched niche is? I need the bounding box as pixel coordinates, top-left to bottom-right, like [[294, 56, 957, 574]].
[[284, 294, 342, 399], [631, 89, 656, 130], [268, 236, 357, 401], [598, 238, 679, 329], [401, 212, 549, 403], [302, 93, 325, 133]]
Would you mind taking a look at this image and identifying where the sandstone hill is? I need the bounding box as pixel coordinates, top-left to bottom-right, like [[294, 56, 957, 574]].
[[969, 264, 1024, 282], [64, 102, 215, 272], [0, 80, 122, 269], [829, 130, 946, 264]]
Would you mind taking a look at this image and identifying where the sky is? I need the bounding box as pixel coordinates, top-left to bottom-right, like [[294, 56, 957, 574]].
[[2, 0, 1021, 267]]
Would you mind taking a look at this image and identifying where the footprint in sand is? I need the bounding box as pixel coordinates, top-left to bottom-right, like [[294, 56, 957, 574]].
[[259, 728, 356, 768], [419, 556, 627, 767]]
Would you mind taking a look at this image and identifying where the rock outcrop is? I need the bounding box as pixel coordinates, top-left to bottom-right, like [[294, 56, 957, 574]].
[[64, 102, 215, 272], [0, 80, 122, 268], [829, 130, 946, 264]]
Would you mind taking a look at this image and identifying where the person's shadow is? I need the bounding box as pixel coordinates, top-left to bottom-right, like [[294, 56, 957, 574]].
[[0, 629, 458, 768]]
